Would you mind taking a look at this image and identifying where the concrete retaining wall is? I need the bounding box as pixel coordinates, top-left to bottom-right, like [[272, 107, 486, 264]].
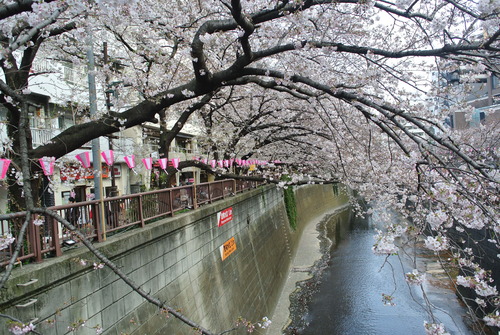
[[0, 184, 347, 335], [291, 184, 350, 250]]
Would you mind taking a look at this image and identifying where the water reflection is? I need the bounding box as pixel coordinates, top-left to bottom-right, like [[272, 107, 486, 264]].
[[288, 208, 474, 335]]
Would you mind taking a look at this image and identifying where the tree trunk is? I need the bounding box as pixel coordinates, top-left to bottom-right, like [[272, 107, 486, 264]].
[[7, 105, 42, 213]]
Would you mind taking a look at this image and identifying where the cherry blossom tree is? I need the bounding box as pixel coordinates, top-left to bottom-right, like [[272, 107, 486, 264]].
[[1, 0, 499, 334]]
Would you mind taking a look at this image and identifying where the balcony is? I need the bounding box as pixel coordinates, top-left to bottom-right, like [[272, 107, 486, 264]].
[[31, 128, 60, 148]]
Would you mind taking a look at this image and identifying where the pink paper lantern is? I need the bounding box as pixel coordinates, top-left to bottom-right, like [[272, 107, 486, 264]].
[[158, 158, 168, 170], [76, 152, 91, 168], [0, 159, 11, 179], [171, 158, 180, 169], [217, 160, 223, 168], [229, 158, 234, 167], [101, 150, 114, 166], [124, 155, 135, 169], [201, 158, 207, 164], [142, 157, 153, 170], [39, 156, 56, 176], [210, 160, 216, 168], [235, 158, 242, 165]]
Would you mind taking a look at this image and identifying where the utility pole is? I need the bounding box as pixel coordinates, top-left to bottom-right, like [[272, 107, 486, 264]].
[[103, 41, 117, 195], [487, 73, 494, 107], [86, 26, 101, 199], [86, 25, 106, 240]]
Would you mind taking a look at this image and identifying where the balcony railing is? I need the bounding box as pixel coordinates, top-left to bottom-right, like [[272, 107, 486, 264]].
[[0, 179, 261, 266], [32, 128, 59, 148]]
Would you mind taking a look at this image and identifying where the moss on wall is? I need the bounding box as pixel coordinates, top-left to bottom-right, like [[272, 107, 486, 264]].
[[283, 186, 297, 230]]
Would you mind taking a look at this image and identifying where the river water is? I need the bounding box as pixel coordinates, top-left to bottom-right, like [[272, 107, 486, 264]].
[[285, 207, 476, 335]]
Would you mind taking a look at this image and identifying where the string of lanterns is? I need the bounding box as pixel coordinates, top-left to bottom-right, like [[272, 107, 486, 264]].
[[0, 150, 281, 179]]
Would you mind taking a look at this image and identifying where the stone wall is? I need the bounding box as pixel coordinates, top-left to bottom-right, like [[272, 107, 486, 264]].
[[0, 184, 347, 335]]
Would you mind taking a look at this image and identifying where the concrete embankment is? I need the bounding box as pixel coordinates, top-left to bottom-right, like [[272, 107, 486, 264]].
[[266, 185, 352, 335], [0, 184, 348, 335]]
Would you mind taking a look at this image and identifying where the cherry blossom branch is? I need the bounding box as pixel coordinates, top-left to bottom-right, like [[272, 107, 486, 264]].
[[229, 0, 255, 60], [251, 0, 433, 23], [352, 104, 411, 156], [0, 0, 56, 20], [26, 0, 500, 178], [0, 313, 41, 335], [253, 39, 494, 63], [161, 92, 216, 155], [241, 67, 497, 182], [47, 21, 77, 38], [0, 213, 31, 289], [483, 28, 500, 49], [191, 19, 225, 81], [442, 0, 497, 20], [224, 76, 318, 99], [1, 3, 68, 61], [0, 79, 25, 102]]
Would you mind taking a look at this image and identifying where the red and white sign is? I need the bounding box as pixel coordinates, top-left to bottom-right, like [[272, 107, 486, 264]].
[[217, 207, 233, 227]]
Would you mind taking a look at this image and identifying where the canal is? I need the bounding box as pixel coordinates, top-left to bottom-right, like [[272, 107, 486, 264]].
[[284, 207, 475, 335]]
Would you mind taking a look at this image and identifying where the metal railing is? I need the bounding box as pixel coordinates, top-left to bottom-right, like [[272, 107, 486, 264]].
[[0, 179, 260, 266]]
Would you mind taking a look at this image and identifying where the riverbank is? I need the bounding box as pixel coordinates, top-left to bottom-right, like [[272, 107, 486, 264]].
[[265, 204, 351, 335]]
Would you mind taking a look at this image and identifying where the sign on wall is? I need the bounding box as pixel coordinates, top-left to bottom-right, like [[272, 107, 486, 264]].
[[220, 237, 236, 261], [113, 165, 121, 177], [217, 207, 233, 227]]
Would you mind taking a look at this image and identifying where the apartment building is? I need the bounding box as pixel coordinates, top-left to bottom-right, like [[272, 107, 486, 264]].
[[437, 69, 500, 129], [0, 59, 203, 212]]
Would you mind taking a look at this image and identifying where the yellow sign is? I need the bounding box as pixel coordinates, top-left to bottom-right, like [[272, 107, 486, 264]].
[[220, 237, 236, 261], [249, 164, 256, 171]]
